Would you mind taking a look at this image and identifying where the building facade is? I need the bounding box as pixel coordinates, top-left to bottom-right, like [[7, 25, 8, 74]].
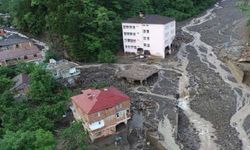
[[71, 86, 131, 141], [122, 14, 176, 58], [0, 38, 43, 66]]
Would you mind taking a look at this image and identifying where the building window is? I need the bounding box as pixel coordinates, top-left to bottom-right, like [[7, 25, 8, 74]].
[[144, 43, 147, 46], [97, 112, 100, 117], [34, 54, 37, 57], [24, 56, 28, 59], [147, 44, 150, 47], [133, 26, 135, 29], [147, 30, 149, 33], [116, 112, 120, 118], [147, 37, 150, 40]]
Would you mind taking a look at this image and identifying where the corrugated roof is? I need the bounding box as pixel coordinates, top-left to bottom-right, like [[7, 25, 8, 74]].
[[123, 14, 175, 24], [71, 86, 130, 114], [0, 38, 30, 47]]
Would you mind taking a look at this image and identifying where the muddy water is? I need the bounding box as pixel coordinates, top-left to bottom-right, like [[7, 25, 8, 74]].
[[180, 0, 250, 149]]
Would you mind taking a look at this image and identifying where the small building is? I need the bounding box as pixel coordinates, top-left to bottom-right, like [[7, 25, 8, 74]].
[[122, 13, 176, 58], [0, 38, 33, 51], [71, 86, 131, 141], [116, 64, 159, 84], [0, 46, 43, 66], [46, 59, 80, 79], [11, 73, 29, 96]]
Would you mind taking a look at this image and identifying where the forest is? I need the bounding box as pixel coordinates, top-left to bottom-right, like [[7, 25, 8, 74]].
[[0, 63, 86, 150], [0, 0, 216, 62]]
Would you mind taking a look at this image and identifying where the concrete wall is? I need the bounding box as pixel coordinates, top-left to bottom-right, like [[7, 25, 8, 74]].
[[122, 20, 176, 58]]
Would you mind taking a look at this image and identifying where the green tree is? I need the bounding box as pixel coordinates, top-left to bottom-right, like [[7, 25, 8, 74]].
[[0, 76, 12, 93], [98, 50, 116, 63], [61, 122, 87, 150], [0, 129, 56, 150]]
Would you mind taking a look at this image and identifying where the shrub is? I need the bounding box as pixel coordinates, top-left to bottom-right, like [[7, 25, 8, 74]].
[[97, 50, 116, 63]]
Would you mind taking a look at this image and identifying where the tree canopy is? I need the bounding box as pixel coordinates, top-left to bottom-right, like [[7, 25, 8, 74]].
[[0, 0, 216, 62], [0, 63, 73, 149]]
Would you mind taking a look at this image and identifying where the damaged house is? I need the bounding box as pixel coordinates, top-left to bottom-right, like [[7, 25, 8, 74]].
[[46, 59, 80, 79], [71, 86, 131, 141]]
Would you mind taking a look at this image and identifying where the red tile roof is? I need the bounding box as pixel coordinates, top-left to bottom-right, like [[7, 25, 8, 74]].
[[71, 86, 130, 114]]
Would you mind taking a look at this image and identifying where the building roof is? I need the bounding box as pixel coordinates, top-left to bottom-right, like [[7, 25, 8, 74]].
[[0, 46, 40, 61], [71, 86, 130, 114], [116, 64, 159, 82], [0, 38, 30, 47], [11, 73, 29, 91], [123, 14, 175, 24]]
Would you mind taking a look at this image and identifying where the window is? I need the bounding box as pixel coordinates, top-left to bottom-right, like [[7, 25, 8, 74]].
[[34, 54, 37, 57], [144, 43, 147, 46], [97, 112, 100, 117], [116, 112, 120, 118], [143, 37, 146, 40], [24, 56, 28, 59], [147, 30, 149, 33], [133, 26, 135, 29], [116, 104, 122, 109], [147, 44, 150, 47], [143, 30, 146, 33], [147, 37, 150, 40]]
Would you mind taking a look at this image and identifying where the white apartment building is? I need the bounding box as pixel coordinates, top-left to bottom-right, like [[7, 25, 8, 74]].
[[122, 14, 176, 58]]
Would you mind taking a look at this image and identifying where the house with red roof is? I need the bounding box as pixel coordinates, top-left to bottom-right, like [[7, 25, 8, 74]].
[[71, 86, 131, 141]]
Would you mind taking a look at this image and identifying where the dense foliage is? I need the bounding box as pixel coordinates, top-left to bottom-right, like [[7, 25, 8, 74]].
[[240, 0, 250, 26], [0, 63, 73, 149], [61, 122, 87, 150], [0, 0, 215, 62]]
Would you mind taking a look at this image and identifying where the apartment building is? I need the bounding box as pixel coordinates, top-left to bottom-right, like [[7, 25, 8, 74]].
[[71, 86, 131, 141], [122, 14, 176, 58]]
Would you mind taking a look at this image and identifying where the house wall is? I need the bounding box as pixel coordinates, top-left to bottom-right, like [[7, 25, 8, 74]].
[[122, 20, 176, 58], [0, 42, 34, 51], [2, 52, 43, 66], [71, 100, 131, 141]]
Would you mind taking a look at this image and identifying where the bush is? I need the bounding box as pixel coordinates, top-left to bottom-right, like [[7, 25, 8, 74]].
[[89, 81, 109, 89], [97, 50, 116, 63], [45, 49, 60, 62]]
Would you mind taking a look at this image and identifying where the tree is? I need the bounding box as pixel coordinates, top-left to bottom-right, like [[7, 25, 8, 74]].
[[61, 122, 87, 150], [98, 50, 116, 63], [0, 76, 12, 93], [5, 0, 217, 61], [0, 129, 56, 150]]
